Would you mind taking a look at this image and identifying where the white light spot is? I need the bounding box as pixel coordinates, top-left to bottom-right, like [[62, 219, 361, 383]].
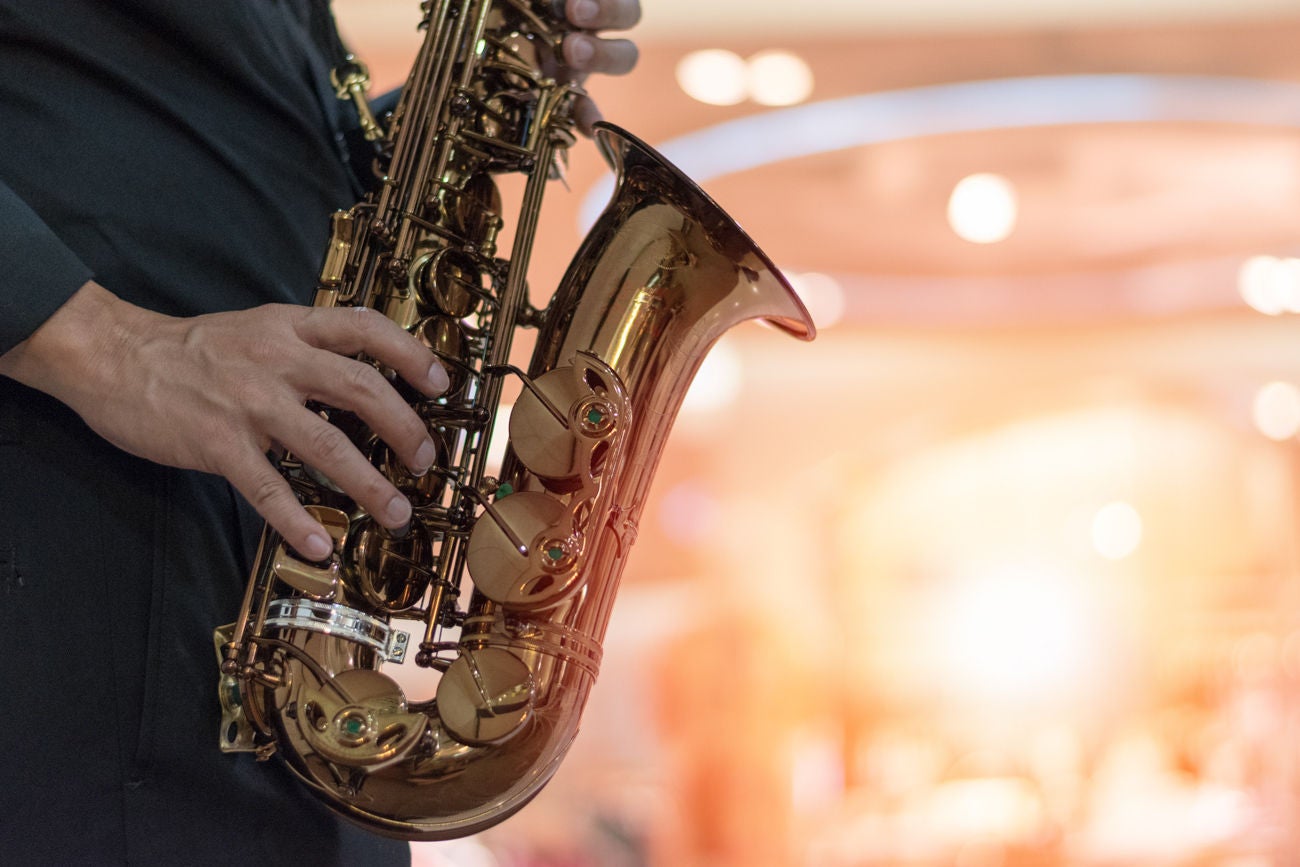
[[676, 49, 748, 106], [1277, 258, 1300, 313], [1239, 255, 1283, 315], [1252, 381, 1300, 441], [1090, 501, 1143, 560], [947, 173, 1018, 244], [747, 50, 814, 107], [938, 567, 1089, 697], [1239, 255, 1300, 315]]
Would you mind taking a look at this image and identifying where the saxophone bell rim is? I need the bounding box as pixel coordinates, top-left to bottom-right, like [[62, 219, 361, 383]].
[[591, 120, 817, 343]]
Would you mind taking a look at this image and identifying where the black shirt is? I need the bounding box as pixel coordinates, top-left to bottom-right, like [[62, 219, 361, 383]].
[[0, 0, 359, 351], [0, 2, 408, 863]]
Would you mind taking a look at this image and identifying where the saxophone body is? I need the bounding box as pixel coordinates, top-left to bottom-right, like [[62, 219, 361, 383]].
[[217, 0, 813, 839]]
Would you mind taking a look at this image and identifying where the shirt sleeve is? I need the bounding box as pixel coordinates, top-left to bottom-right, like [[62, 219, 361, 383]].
[[0, 181, 94, 355]]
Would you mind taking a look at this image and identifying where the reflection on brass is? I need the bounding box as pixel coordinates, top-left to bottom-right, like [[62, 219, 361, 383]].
[[350, 517, 432, 611], [380, 275, 421, 332], [414, 315, 467, 396], [213, 623, 258, 753], [218, 0, 814, 843], [329, 58, 384, 143], [318, 211, 355, 290], [375, 433, 447, 503], [447, 173, 504, 254], [416, 249, 482, 318], [271, 505, 348, 600], [435, 647, 534, 746]]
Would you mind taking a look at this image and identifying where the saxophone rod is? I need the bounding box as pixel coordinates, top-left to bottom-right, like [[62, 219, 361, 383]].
[[483, 363, 568, 426]]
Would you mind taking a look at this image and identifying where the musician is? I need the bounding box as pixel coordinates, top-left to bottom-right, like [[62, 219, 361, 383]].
[[0, 1, 639, 863]]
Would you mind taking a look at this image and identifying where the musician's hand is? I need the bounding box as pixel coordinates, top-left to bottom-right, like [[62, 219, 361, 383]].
[[0, 281, 448, 562], [559, 0, 641, 134]]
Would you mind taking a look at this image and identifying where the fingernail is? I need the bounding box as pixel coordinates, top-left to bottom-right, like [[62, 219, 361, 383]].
[[568, 34, 595, 67], [302, 532, 333, 562], [386, 494, 412, 526], [413, 439, 437, 474], [428, 361, 450, 394], [572, 0, 599, 26]]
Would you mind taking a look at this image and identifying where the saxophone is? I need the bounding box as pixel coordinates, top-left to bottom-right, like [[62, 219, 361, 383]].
[[216, 0, 813, 839]]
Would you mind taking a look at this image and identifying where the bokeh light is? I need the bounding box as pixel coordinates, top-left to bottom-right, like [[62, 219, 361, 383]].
[[1251, 380, 1300, 441], [947, 172, 1019, 243], [1091, 501, 1143, 560], [934, 565, 1094, 699], [1237, 254, 1300, 315], [676, 48, 813, 107], [746, 50, 815, 106], [674, 49, 748, 106]]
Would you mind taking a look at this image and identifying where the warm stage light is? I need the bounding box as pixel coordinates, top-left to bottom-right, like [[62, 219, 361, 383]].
[[1252, 381, 1300, 441], [675, 49, 748, 106], [746, 50, 814, 107], [585, 75, 1300, 229], [947, 173, 1018, 244], [935, 565, 1092, 700], [676, 48, 813, 108], [1090, 501, 1143, 560], [927, 777, 1044, 843], [1237, 254, 1300, 315]]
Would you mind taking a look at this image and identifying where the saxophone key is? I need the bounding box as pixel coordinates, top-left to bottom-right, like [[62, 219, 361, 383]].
[[414, 315, 469, 397], [434, 647, 534, 747], [272, 505, 348, 600], [465, 490, 583, 609], [413, 248, 487, 317], [349, 517, 435, 612], [509, 361, 622, 489], [298, 669, 426, 769]]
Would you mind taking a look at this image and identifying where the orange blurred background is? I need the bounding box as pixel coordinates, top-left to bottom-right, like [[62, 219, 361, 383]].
[[336, 2, 1300, 864]]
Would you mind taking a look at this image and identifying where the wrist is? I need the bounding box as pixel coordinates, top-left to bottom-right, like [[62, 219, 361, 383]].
[[0, 280, 152, 407]]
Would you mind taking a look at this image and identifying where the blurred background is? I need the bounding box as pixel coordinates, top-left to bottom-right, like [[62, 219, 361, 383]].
[[336, 2, 1300, 864]]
